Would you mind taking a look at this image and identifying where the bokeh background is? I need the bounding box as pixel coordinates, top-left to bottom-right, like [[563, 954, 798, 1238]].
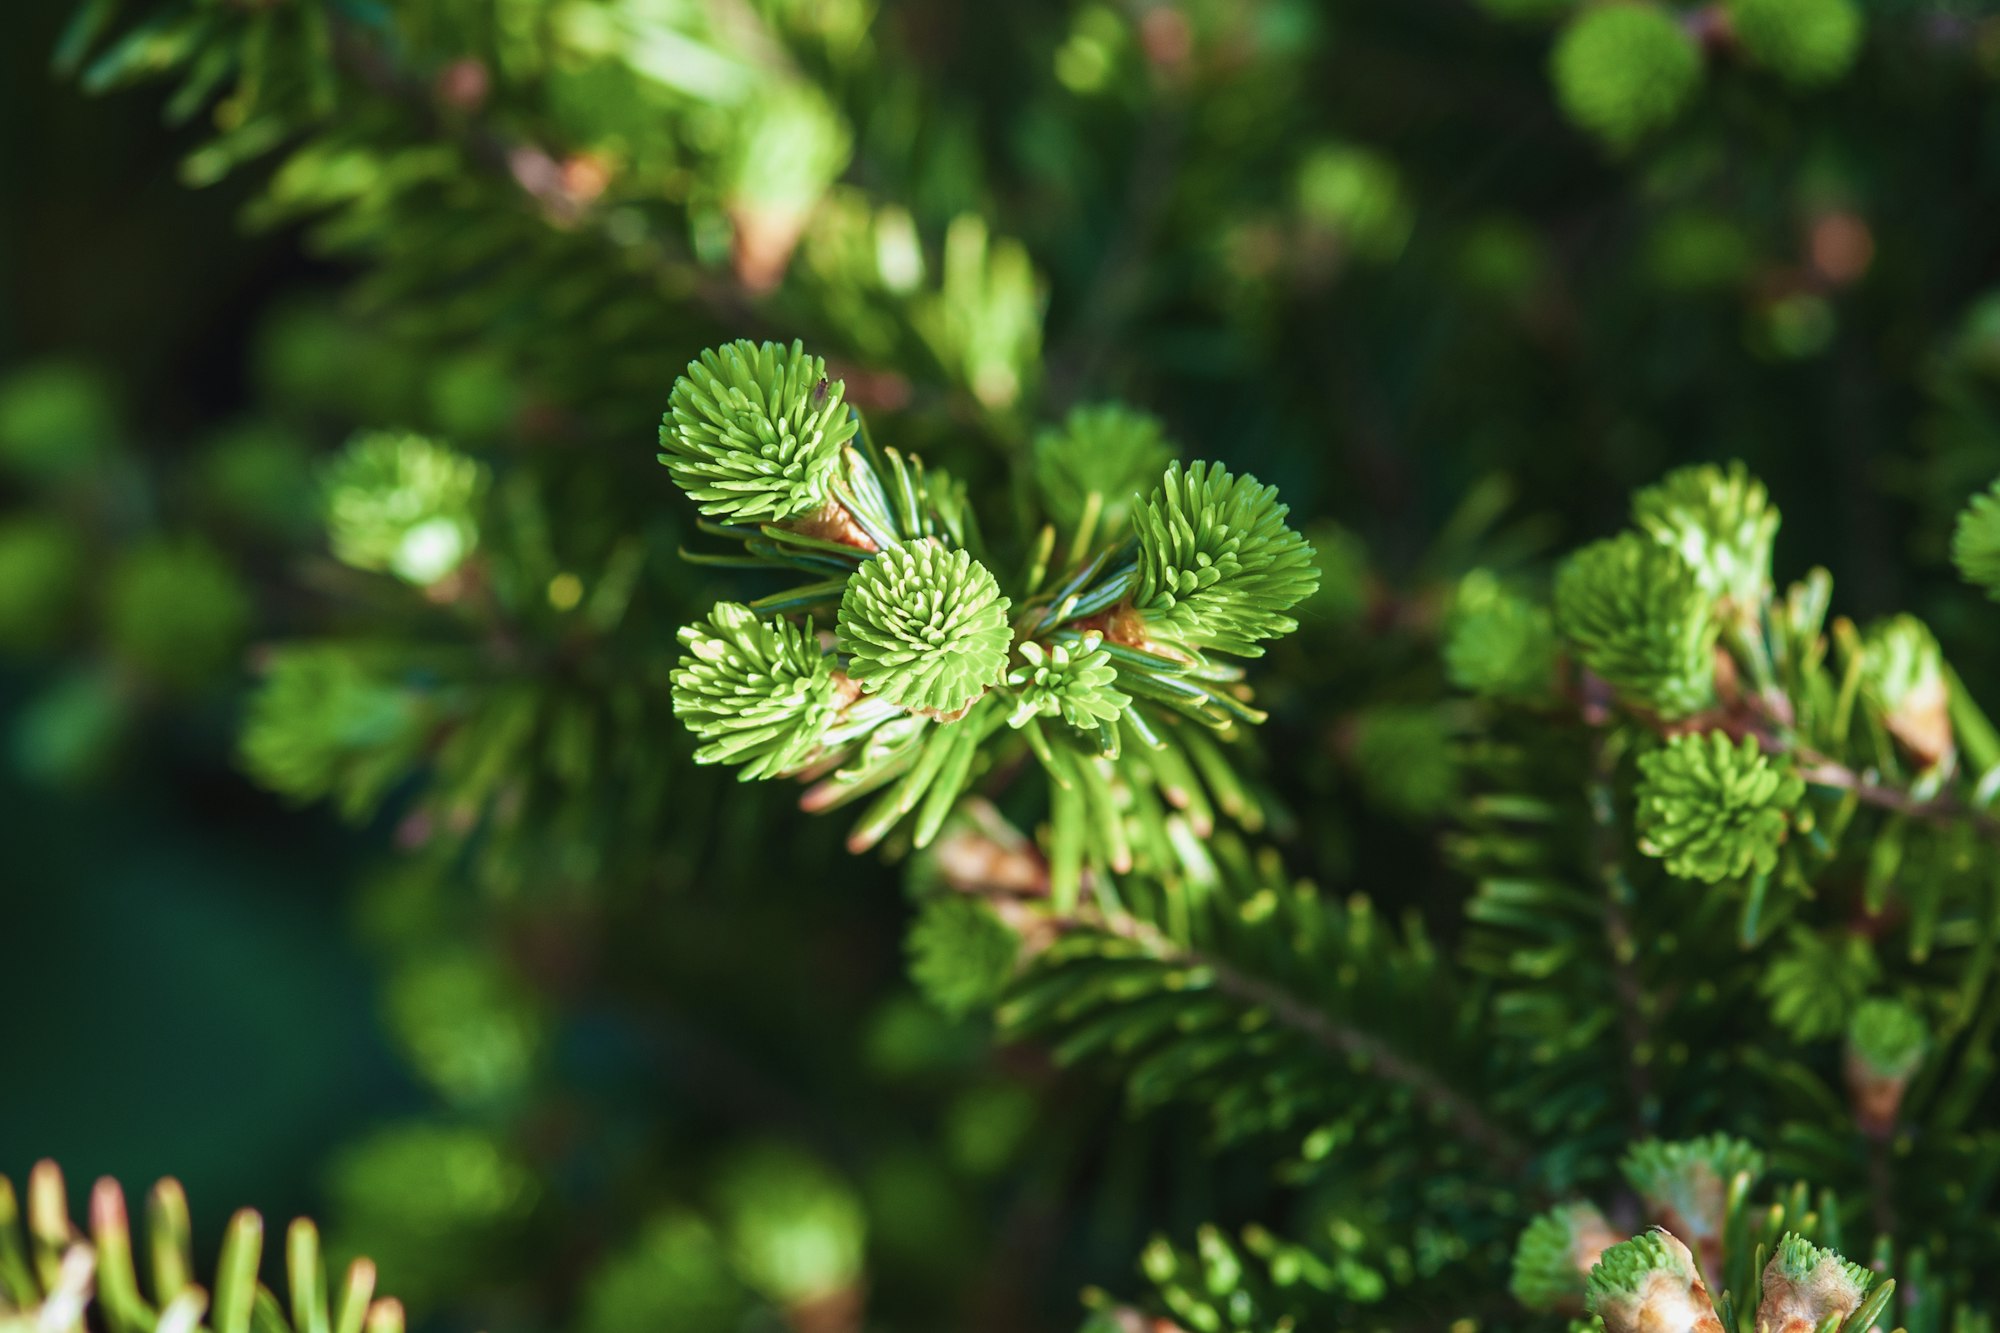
[[9, 0, 2000, 1329], [1, 0, 406, 1214]]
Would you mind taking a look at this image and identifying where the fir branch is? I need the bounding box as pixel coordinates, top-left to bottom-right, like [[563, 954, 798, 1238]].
[[964, 841, 1537, 1174], [1166, 925, 1532, 1171]]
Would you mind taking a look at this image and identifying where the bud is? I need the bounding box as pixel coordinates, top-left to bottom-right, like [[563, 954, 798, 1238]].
[[1586, 1230, 1725, 1333], [1757, 1233, 1872, 1333], [1844, 998, 1928, 1138], [1620, 1135, 1764, 1258], [1511, 1202, 1622, 1313], [1859, 616, 1953, 771]]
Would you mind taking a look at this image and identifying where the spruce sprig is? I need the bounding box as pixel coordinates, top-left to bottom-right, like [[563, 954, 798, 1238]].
[[659, 340, 859, 524], [1634, 731, 1804, 883], [672, 602, 841, 779], [836, 540, 1013, 717], [1446, 570, 1559, 701], [1761, 1233, 1873, 1329], [1620, 1135, 1764, 1246], [1555, 532, 1719, 718], [1632, 460, 1779, 613], [1005, 632, 1130, 733], [1130, 460, 1320, 658]]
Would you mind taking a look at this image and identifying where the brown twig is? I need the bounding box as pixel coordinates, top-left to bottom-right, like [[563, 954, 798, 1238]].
[[1792, 750, 2000, 841]]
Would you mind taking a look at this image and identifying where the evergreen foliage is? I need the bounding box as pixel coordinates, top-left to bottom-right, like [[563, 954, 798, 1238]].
[[1030, 405, 1175, 533], [1130, 461, 1320, 659], [1846, 998, 1929, 1083], [239, 644, 433, 819], [1445, 570, 1560, 703], [660, 340, 859, 524], [31, 3, 2000, 1333], [672, 602, 839, 779], [836, 540, 1014, 717], [1554, 532, 1718, 718], [1633, 731, 1805, 883], [1005, 634, 1132, 734], [0, 1162, 402, 1333], [1510, 1203, 1616, 1312], [1631, 462, 1780, 614], [906, 894, 1022, 1019]]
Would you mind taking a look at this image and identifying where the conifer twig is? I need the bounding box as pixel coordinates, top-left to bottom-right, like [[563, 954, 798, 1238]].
[[1052, 895, 1536, 1174], [1792, 749, 2000, 840]]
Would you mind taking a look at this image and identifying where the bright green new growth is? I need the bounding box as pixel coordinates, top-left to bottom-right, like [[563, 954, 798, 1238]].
[[1030, 403, 1174, 530], [1763, 1233, 1873, 1323], [906, 894, 1022, 1018], [1551, 4, 1703, 152], [1554, 532, 1718, 718], [240, 644, 433, 820], [323, 431, 487, 586], [1861, 614, 1945, 714], [1635, 731, 1804, 883], [1632, 460, 1779, 612], [1510, 1202, 1612, 1311], [1620, 1134, 1763, 1238], [1005, 632, 1130, 731], [1445, 570, 1558, 701], [672, 602, 839, 780], [837, 540, 1013, 716], [1847, 997, 1928, 1080], [1584, 1229, 1694, 1309], [1951, 476, 2000, 599], [659, 340, 859, 524], [1726, 0, 1862, 86], [1860, 613, 1953, 765], [1131, 460, 1320, 658], [1763, 925, 1880, 1043]]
